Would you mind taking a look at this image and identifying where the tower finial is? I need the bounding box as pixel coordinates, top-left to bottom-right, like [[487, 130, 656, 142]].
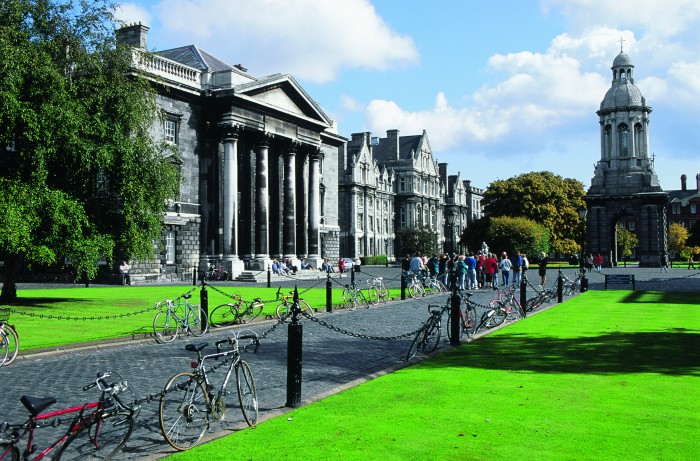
[[619, 36, 625, 52]]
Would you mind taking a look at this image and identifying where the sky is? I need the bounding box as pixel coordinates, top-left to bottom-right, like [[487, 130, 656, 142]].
[[113, 0, 700, 190]]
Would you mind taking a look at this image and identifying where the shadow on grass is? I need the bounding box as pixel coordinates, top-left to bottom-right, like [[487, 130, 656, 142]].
[[430, 329, 700, 376], [9, 297, 88, 307]]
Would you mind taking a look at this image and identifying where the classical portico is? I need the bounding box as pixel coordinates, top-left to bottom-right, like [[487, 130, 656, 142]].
[[585, 49, 668, 266]]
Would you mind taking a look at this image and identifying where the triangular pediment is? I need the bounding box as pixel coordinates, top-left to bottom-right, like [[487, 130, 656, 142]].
[[234, 74, 332, 127]]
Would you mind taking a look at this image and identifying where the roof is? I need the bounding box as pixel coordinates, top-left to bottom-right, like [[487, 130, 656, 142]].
[[156, 45, 243, 74]]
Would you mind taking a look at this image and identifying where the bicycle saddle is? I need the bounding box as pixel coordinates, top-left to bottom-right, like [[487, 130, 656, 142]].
[[20, 396, 57, 417], [185, 343, 208, 353], [463, 292, 474, 298], [182, 294, 192, 299]]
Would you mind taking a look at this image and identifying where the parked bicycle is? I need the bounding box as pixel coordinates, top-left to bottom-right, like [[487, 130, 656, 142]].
[[153, 294, 208, 343], [560, 269, 584, 295], [406, 307, 442, 361], [159, 333, 259, 451], [441, 291, 477, 341], [0, 308, 19, 367], [209, 294, 264, 328], [406, 272, 425, 299], [422, 274, 447, 295], [366, 277, 390, 305], [341, 282, 371, 310], [525, 286, 556, 312], [477, 287, 525, 331], [0, 371, 138, 461], [204, 265, 228, 282], [275, 288, 314, 322]]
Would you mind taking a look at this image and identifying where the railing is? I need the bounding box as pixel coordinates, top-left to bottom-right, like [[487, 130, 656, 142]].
[[132, 49, 202, 90]]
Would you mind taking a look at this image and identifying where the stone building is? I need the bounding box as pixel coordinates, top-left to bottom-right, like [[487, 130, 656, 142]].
[[119, 24, 344, 280], [667, 174, 700, 230], [440, 167, 468, 254], [585, 49, 667, 266], [338, 132, 396, 259]]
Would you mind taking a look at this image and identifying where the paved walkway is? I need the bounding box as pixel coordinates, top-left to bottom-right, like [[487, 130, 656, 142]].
[[0, 266, 698, 460]]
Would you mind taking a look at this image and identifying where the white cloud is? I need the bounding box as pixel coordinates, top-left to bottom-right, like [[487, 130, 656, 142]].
[[149, 0, 418, 83], [112, 2, 152, 26]]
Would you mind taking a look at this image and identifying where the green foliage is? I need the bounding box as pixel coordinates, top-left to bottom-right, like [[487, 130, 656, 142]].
[[482, 171, 585, 253], [667, 222, 689, 257], [616, 225, 639, 259], [360, 254, 387, 266], [0, 0, 179, 301], [481, 215, 550, 257], [396, 226, 438, 257]]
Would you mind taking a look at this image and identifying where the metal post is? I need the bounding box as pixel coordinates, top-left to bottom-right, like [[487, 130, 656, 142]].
[[557, 272, 563, 303], [520, 274, 527, 317], [400, 272, 406, 300], [192, 266, 197, 286], [325, 272, 333, 313], [267, 267, 271, 288], [449, 270, 460, 345], [200, 281, 209, 332], [286, 286, 302, 407], [351, 267, 355, 286]]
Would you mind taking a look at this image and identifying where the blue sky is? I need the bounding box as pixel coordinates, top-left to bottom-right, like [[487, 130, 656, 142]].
[[115, 0, 700, 190]]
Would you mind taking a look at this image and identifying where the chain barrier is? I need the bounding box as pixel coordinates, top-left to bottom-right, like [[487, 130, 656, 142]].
[[299, 309, 420, 341]]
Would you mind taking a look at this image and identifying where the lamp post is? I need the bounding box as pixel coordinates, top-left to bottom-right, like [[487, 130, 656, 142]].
[[446, 212, 455, 254], [577, 206, 588, 292]]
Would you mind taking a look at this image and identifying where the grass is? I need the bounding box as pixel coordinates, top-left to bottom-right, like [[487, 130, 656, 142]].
[[167, 290, 700, 460], [2, 284, 374, 351]]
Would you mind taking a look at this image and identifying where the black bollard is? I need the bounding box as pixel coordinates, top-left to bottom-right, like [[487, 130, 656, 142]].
[[326, 272, 333, 313], [351, 267, 355, 286], [192, 266, 197, 286], [557, 273, 563, 303], [520, 275, 527, 317], [400, 273, 406, 300], [449, 271, 460, 345], [200, 281, 209, 333], [267, 267, 271, 288], [286, 286, 303, 407]]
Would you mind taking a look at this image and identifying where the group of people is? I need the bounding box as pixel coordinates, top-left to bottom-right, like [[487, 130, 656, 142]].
[[402, 250, 553, 291], [271, 258, 305, 275]]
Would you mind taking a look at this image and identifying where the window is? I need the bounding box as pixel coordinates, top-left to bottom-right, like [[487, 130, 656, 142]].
[[618, 124, 629, 157], [691, 204, 697, 214], [164, 115, 179, 145], [399, 177, 405, 192], [628, 221, 635, 231], [165, 231, 176, 264], [672, 203, 681, 215]]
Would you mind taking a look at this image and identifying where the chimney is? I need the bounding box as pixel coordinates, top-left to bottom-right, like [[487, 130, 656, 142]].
[[697, 173, 700, 191], [386, 129, 400, 160], [681, 174, 687, 191], [117, 22, 149, 49], [438, 162, 448, 182]]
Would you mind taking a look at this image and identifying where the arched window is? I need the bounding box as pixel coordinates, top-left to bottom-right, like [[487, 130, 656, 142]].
[[634, 123, 643, 158], [604, 124, 612, 159], [618, 124, 629, 157]]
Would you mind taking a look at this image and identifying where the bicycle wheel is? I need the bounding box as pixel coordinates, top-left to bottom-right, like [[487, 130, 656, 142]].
[[277, 301, 313, 323], [342, 287, 357, 310], [424, 317, 441, 352], [298, 300, 314, 319], [186, 305, 209, 337], [54, 410, 134, 461], [159, 372, 210, 451], [406, 329, 425, 361], [367, 286, 380, 306], [482, 303, 508, 328], [0, 331, 8, 367], [153, 311, 180, 343], [379, 285, 390, 303], [209, 304, 239, 328], [466, 306, 478, 336], [236, 360, 258, 426], [239, 301, 264, 324], [408, 284, 421, 299], [1, 326, 18, 366], [0, 443, 19, 461], [446, 311, 464, 342]]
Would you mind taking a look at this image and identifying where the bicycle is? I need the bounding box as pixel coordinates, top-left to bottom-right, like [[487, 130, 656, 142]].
[[0, 371, 138, 461], [406, 272, 425, 299], [406, 307, 442, 360], [275, 288, 314, 322], [209, 294, 264, 327], [159, 333, 259, 451], [153, 294, 209, 344], [477, 287, 524, 331], [561, 269, 584, 295], [366, 277, 390, 305], [341, 282, 370, 310], [422, 274, 447, 295], [0, 308, 19, 367], [204, 265, 228, 281], [442, 291, 477, 341], [525, 286, 556, 312]]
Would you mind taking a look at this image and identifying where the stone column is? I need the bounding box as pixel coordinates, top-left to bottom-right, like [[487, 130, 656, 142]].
[[308, 148, 322, 260], [255, 134, 273, 264], [283, 142, 298, 259], [221, 125, 245, 275]]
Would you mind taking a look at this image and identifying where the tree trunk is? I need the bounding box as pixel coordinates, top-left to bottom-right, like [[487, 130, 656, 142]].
[[0, 253, 18, 304]]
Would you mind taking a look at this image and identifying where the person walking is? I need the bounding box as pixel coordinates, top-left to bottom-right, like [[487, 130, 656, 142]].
[[538, 252, 548, 286], [594, 254, 604, 273], [660, 253, 669, 273], [511, 251, 522, 288]]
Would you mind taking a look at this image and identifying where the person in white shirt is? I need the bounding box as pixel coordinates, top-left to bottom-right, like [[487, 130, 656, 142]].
[[119, 261, 130, 285]]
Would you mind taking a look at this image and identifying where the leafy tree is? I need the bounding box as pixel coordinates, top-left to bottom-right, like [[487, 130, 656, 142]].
[[667, 222, 689, 261], [461, 216, 550, 258], [482, 171, 585, 254], [396, 226, 438, 258], [616, 225, 638, 267], [0, 0, 179, 302]]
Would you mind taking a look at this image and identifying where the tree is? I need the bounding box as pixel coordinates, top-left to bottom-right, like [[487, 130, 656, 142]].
[[460, 216, 550, 258], [0, 0, 179, 302], [616, 225, 639, 267], [396, 226, 438, 258], [667, 222, 689, 262], [482, 171, 585, 254]]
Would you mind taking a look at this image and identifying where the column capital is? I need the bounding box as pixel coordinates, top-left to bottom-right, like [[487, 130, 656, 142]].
[[257, 132, 275, 148], [308, 146, 324, 161], [286, 140, 302, 155], [218, 122, 241, 141]]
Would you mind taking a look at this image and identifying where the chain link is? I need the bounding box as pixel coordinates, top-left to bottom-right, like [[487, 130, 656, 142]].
[[299, 309, 420, 341]]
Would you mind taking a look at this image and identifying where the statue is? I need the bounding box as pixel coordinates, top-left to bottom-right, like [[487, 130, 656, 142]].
[[481, 242, 489, 255]]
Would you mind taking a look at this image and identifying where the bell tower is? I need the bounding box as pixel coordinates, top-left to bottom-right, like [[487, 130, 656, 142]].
[[585, 48, 668, 267]]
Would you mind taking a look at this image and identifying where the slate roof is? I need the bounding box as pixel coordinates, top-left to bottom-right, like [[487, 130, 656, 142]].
[[372, 135, 422, 163], [156, 45, 244, 74]]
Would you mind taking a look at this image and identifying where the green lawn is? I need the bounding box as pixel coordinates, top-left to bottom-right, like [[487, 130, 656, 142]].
[[2, 284, 360, 350], [167, 291, 700, 460]]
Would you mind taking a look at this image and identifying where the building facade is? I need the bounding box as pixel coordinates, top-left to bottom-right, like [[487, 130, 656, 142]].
[[120, 24, 344, 280]]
